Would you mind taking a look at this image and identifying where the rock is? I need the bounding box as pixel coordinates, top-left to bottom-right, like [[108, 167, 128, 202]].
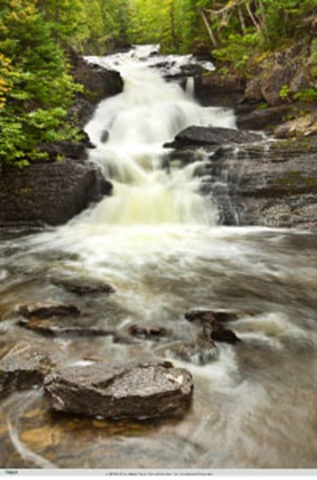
[[244, 43, 311, 107], [18, 317, 114, 337], [37, 139, 93, 162], [16, 302, 80, 319], [51, 277, 115, 296], [101, 129, 109, 143], [114, 323, 171, 344], [194, 72, 246, 107], [165, 126, 262, 149], [44, 361, 193, 419], [210, 327, 241, 345], [69, 49, 124, 126], [163, 339, 218, 366], [0, 160, 112, 227], [0, 342, 54, 397], [185, 309, 239, 324], [237, 105, 292, 131], [274, 112, 317, 139], [128, 324, 170, 340]]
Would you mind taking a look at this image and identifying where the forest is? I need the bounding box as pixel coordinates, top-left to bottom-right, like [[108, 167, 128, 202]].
[[1, 0, 317, 166]]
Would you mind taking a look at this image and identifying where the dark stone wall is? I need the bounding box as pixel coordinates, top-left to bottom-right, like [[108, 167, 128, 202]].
[[0, 160, 112, 227]]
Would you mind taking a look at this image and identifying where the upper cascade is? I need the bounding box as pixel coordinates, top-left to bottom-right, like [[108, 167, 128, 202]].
[[84, 46, 236, 227]]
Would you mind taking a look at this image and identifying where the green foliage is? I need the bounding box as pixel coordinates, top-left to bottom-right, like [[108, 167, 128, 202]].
[[213, 33, 260, 71], [279, 84, 291, 101], [294, 88, 317, 103], [0, 0, 82, 166]]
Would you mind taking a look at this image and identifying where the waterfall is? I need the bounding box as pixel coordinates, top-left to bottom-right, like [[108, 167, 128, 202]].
[[83, 47, 236, 227]]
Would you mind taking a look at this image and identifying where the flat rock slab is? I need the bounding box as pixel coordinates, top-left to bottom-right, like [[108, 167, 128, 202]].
[[0, 342, 54, 397], [51, 277, 115, 296], [44, 361, 193, 419]]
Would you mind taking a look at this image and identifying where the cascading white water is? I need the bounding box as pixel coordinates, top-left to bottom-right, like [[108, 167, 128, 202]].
[[83, 48, 235, 226]]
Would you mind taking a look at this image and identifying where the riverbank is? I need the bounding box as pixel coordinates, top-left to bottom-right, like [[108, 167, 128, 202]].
[[190, 39, 317, 232]]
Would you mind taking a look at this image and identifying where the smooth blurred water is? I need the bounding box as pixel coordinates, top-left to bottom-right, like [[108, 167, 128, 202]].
[[0, 46, 317, 470]]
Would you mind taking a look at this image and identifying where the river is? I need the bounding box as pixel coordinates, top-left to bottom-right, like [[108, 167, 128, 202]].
[[0, 46, 317, 471]]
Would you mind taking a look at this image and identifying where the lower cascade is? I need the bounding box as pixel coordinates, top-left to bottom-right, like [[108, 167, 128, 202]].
[[0, 46, 317, 470]]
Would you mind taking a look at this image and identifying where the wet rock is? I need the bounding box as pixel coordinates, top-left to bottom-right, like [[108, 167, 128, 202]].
[[237, 105, 292, 131], [162, 339, 218, 366], [37, 140, 92, 163], [18, 317, 114, 338], [129, 324, 170, 339], [0, 160, 112, 227], [0, 342, 54, 397], [16, 302, 80, 319], [185, 309, 239, 325], [208, 324, 241, 345], [69, 49, 124, 126], [165, 126, 262, 149], [52, 277, 115, 296], [44, 361, 193, 419], [114, 323, 171, 344], [101, 129, 109, 143]]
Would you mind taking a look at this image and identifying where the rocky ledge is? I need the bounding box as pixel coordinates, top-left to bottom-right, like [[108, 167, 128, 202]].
[[0, 159, 112, 227], [44, 361, 193, 419]]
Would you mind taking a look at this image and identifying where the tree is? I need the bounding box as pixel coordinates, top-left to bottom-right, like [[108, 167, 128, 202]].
[[0, 0, 81, 166]]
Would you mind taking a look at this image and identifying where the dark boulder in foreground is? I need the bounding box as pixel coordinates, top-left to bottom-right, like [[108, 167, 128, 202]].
[[44, 361, 193, 419], [164, 126, 262, 149]]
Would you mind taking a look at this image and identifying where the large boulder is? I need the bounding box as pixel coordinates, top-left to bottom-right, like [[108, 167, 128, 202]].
[[0, 160, 112, 227], [44, 361, 193, 419], [165, 126, 262, 149]]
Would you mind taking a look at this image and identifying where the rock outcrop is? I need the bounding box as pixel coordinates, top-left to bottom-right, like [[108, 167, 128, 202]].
[[68, 49, 124, 127], [0, 160, 112, 227], [44, 361, 193, 419]]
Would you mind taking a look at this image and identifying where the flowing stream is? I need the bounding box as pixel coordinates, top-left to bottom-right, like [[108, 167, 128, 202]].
[[0, 46, 317, 470]]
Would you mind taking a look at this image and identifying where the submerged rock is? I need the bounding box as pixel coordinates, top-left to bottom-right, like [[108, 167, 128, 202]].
[[44, 361, 193, 419], [184, 309, 241, 346], [51, 277, 115, 296], [16, 302, 80, 319], [185, 309, 239, 324], [0, 342, 54, 397], [18, 317, 114, 338], [114, 323, 171, 344], [162, 339, 218, 366]]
